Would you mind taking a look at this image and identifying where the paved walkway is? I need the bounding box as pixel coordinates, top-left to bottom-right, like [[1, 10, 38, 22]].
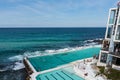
[[74, 59, 106, 80]]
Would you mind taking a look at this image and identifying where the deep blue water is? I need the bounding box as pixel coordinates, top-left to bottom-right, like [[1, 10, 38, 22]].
[[0, 27, 105, 80]]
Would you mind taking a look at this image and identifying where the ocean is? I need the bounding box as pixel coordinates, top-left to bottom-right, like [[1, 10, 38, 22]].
[[0, 27, 105, 80]]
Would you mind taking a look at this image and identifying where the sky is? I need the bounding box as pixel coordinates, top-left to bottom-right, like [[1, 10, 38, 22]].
[[0, 0, 118, 27]]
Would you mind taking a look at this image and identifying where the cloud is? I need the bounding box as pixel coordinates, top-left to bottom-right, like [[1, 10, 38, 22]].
[[0, 0, 117, 27]]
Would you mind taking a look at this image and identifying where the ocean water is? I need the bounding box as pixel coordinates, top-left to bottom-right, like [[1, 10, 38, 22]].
[[0, 27, 105, 80]]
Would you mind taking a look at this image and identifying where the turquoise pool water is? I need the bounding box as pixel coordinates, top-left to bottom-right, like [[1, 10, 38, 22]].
[[36, 66, 84, 80], [29, 47, 100, 71]]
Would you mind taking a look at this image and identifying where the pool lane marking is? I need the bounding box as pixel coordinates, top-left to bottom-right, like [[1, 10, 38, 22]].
[[50, 74, 57, 80], [61, 71, 74, 80], [56, 72, 65, 80], [45, 76, 49, 80]]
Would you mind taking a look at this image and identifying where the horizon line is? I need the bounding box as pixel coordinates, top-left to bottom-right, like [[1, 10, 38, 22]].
[[0, 26, 106, 28]]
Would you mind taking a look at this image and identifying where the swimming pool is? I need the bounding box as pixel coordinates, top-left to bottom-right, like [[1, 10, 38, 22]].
[[36, 66, 84, 80], [29, 47, 100, 71]]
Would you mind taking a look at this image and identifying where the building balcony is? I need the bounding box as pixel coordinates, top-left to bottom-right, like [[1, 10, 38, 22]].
[[109, 52, 120, 57], [100, 52, 108, 63], [101, 47, 109, 51], [116, 33, 120, 40], [115, 26, 120, 40], [116, 36, 120, 40], [101, 40, 109, 51]]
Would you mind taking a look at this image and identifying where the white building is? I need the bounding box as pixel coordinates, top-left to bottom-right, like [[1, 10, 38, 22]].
[[97, 3, 120, 69]]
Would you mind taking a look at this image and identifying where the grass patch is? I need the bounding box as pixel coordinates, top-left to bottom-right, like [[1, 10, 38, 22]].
[[98, 66, 120, 80]]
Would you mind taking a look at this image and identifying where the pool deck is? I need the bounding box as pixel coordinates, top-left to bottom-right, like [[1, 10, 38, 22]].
[[73, 58, 106, 80]]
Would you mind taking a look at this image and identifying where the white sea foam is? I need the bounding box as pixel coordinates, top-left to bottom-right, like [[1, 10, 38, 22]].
[[0, 69, 6, 72], [8, 38, 102, 59], [13, 61, 25, 70], [24, 51, 43, 57], [25, 44, 101, 58], [84, 40, 94, 43], [45, 50, 56, 53], [94, 44, 102, 47], [84, 38, 103, 43], [9, 55, 23, 61]]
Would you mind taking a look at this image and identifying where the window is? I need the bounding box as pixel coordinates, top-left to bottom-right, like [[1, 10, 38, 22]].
[[109, 10, 116, 24], [116, 25, 120, 40], [100, 53, 108, 63], [106, 25, 113, 38]]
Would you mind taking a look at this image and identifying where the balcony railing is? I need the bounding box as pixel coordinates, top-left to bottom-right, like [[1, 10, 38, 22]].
[[101, 40, 109, 51], [100, 59, 107, 63], [101, 47, 109, 51], [116, 35, 120, 40], [109, 52, 120, 57], [101, 46, 120, 57]]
